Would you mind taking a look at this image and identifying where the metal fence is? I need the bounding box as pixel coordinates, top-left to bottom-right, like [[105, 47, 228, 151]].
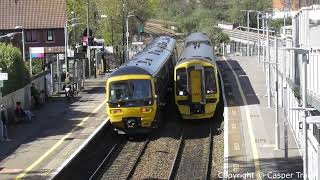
[[266, 5, 320, 179]]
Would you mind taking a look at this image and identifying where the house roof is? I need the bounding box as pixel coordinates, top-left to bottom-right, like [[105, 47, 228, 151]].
[[0, 0, 66, 30]]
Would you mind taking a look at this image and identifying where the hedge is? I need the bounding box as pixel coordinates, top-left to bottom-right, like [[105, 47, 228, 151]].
[[0, 43, 31, 96]]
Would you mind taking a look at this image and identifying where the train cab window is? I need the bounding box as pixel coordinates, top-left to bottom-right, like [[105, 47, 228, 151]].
[[205, 67, 217, 94], [109, 80, 152, 103], [131, 80, 152, 100], [176, 68, 188, 96], [110, 82, 130, 101]]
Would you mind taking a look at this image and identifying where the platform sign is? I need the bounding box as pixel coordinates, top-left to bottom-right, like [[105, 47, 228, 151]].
[[30, 47, 45, 59], [0, 73, 8, 80]]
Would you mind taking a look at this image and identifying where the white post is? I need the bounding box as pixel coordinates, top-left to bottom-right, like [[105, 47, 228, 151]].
[[64, 24, 68, 73], [126, 16, 129, 61], [222, 42, 225, 56], [262, 17, 266, 72], [266, 15, 271, 108], [302, 54, 308, 180], [57, 54, 61, 92], [22, 29, 25, 62], [257, 12, 260, 63], [275, 36, 280, 150], [87, 0, 91, 79], [29, 47, 32, 76], [247, 11, 250, 56], [50, 63, 53, 94]]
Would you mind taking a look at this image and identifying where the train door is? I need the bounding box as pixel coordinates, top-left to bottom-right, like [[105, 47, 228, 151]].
[[188, 65, 205, 114]]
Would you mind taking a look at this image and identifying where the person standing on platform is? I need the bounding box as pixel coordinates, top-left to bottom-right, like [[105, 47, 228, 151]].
[[0, 104, 10, 142]]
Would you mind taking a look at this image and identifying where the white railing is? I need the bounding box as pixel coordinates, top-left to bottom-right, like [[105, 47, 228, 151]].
[[307, 131, 320, 180]]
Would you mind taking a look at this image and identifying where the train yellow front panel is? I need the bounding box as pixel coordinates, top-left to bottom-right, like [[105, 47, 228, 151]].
[[108, 105, 156, 128], [190, 70, 202, 103]]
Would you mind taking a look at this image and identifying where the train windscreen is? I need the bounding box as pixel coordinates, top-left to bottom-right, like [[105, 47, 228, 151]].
[[176, 68, 188, 96], [109, 80, 152, 102], [205, 67, 217, 94]]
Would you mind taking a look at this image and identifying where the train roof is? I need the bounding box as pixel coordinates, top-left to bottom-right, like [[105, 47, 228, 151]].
[[184, 32, 211, 46], [178, 33, 215, 65], [109, 36, 176, 78]]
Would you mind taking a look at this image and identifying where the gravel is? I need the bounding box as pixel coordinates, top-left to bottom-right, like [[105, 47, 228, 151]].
[[211, 101, 225, 180], [130, 103, 182, 180], [174, 121, 211, 180]]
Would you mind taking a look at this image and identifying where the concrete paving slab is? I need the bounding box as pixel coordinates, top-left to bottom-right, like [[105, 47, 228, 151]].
[[219, 55, 303, 179]]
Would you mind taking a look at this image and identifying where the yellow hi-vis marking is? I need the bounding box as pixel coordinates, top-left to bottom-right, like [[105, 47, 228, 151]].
[[223, 57, 261, 180], [15, 99, 107, 179], [190, 70, 202, 102]]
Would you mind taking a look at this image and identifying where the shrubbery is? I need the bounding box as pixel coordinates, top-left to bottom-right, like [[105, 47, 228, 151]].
[[0, 43, 31, 96]]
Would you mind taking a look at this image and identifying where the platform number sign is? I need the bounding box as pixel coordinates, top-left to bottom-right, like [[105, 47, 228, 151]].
[[0, 71, 8, 97]]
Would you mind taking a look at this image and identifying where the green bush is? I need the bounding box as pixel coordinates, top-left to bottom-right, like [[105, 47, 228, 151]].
[[0, 43, 31, 96], [25, 58, 45, 76]]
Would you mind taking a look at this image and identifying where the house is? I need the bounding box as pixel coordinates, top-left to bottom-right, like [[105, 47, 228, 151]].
[[0, 0, 66, 60]]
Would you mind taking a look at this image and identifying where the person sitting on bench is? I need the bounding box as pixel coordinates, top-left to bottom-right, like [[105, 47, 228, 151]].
[[15, 102, 34, 122]]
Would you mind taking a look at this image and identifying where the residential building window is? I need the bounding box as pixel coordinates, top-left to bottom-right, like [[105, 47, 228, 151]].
[[26, 30, 37, 42], [47, 30, 53, 41]]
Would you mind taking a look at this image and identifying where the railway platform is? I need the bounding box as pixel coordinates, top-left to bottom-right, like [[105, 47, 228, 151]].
[[219, 55, 303, 179], [0, 78, 108, 180]]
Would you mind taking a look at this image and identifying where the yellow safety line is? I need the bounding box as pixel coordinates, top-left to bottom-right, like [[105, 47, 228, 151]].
[[223, 57, 261, 180], [15, 99, 107, 179]]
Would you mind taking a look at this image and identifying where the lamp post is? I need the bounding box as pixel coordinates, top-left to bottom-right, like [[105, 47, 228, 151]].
[[241, 10, 254, 56], [101, 15, 114, 47], [125, 14, 143, 62], [126, 15, 133, 62], [0, 30, 25, 63], [15, 26, 25, 62], [64, 18, 80, 73]]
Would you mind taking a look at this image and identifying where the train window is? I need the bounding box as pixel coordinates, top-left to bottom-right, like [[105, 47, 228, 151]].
[[176, 68, 188, 96], [205, 67, 217, 94], [109, 80, 152, 102]]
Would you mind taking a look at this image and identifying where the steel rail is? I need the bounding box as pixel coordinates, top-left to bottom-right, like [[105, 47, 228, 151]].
[[89, 144, 117, 180], [126, 138, 149, 179], [204, 120, 213, 180], [167, 127, 184, 180]]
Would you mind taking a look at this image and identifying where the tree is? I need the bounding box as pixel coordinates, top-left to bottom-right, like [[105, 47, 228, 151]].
[[0, 43, 30, 96]]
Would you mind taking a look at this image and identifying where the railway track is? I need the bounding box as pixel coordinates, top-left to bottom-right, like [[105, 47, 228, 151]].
[[169, 120, 213, 180], [91, 137, 149, 180]]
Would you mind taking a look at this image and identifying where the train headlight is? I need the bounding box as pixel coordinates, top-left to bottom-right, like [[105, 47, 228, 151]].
[[110, 109, 122, 114], [141, 107, 153, 113]]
